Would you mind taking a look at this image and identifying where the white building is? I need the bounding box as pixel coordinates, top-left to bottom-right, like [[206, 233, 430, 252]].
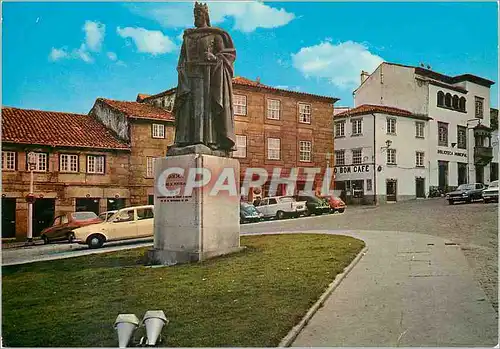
[[336, 62, 496, 203], [334, 105, 432, 204]]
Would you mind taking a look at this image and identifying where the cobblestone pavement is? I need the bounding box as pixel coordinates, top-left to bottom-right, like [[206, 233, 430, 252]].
[[241, 198, 499, 312]]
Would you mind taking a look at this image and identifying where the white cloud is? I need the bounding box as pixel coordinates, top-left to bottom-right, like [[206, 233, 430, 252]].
[[107, 52, 118, 61], [72, 44, 93, 63], [117, 27, 177, 55], [49, 47, 69, 61], [126, 1, 295, 33], [83, 20, 105, 52], [291, 40, 384, 89]]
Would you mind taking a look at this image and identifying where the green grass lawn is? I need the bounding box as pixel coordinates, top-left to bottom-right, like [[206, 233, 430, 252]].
[[2, 233, 364, 347]]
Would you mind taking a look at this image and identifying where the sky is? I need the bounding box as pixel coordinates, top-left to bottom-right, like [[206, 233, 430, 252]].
[[2, 1, 499, 114]]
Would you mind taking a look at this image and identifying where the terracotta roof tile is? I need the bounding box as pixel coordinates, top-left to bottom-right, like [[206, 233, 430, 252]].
[[335, 104, 432, 120], [1, 107, 130, 150], [98, 98, 174, 121], [136, 93, 151, 102]]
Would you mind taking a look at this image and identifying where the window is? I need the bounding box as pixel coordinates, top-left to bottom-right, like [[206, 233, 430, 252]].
[[60, 154, 78, 173], [267, 138, 281, 160], [352, 149, 362, 165], [267, 99, 281, 120], [87, 155, 105, 174], [233, 94, 247, 116], [298, 103, 311, 123], [416, 151, 425, 167], [475, 96, 484, 118], [268, 198, 277, 205], [415, 122, 425, 138], [2, 151, 16, 171], [335, 121, 345, 138], [445, 93, 452, 107], [146, 157, 156, 178], [438, 122, 448, 146], [351, 118, 362, 136], [335, 150, 345, 166], [437, 91, 444, 106], [115, 209, 135, 222], [299, 141, 312, 162], [366, 179, 373, 191], [28, 152, 48, 172], [233, 135, 247, 158], [386, 118, 396, 134], [452, 95, 459, 109], [459, 97, 466, 112], [152, 124, 165, 139], [137, 207, 154, 220], [387, 149, 396, 165], [457, 126, 467, 149]]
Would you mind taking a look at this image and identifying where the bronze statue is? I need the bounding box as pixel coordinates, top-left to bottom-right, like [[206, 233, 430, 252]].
[[168, 2, 237, 156]]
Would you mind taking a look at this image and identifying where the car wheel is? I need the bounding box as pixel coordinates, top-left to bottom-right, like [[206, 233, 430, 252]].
[[41, 235, 50, 245], [87, 234, 105, 249], [448, 200, 454, 205], [276, 211, 285, 220], [338, 208, 345, 213], [67, 232, 75, 243], [304, 208, 311, 217]]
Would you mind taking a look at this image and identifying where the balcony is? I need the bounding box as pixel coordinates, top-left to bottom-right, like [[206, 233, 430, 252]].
[[474, 146, 493, 166]]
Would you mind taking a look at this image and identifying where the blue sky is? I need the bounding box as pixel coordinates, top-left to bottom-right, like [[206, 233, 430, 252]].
[[2, 1, 498, 114]]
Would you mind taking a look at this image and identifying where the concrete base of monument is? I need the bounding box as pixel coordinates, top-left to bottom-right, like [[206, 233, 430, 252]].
[[146, 153, 242, 266], [166, 144, 233, 158], [147, 246, 246, 266]]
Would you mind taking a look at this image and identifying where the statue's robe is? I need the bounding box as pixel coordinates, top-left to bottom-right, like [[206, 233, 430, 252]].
[[173, 27, 236, 151]]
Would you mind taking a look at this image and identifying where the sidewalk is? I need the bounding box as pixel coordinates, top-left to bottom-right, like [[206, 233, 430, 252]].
[[1, 239, 44, 249], [283, 230, 498, 347]]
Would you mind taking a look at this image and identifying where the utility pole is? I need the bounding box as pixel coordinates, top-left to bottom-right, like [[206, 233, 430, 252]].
[[26, 152, 37, 245]]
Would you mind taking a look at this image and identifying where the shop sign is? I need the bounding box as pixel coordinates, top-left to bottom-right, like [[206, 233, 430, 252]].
[[437, 149, 467, 157], [333, 165, 370, 174]]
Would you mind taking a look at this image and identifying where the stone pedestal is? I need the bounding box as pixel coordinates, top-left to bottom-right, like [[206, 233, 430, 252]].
[[147, 153, 242, 265]]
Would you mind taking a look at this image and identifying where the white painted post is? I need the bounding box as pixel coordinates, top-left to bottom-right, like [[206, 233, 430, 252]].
[[27, 152, 36, 244]]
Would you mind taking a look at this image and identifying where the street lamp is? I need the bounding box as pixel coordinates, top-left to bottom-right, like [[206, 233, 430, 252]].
[[466, 119, 482, 183], [26, 152, 37, 245]]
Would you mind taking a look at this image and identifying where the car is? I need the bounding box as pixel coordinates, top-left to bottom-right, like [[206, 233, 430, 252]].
[[295, 195, 331, 216], [446, 183, 486, 205], [318, 195, 346, 213], [98, 210, 118, 222], [40, 211, 103, 244], [72, 205, 154, 248], [240, 202, 264, 224], [253, 196, 307, 220], [482, 180, 499, 203]]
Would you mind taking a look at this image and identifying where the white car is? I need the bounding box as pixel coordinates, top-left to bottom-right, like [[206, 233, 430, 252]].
[[73, 205, 154, 248], [253, 196, 307, 220], [483, 180, 499, 203]]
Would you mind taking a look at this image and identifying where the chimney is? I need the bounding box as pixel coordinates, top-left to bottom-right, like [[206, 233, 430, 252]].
[[256, 77, 261, 84], [360, 71, 370, 84]]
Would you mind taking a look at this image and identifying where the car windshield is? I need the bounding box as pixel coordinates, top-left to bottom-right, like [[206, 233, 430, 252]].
[[488, 181, 498, 188], [457, 184, 475, 191], [72, 212, 98, 221], [241, 204, 258, 214]]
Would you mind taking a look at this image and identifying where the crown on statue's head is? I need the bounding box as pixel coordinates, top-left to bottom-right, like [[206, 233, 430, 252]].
[[194, 1, 209, 13]]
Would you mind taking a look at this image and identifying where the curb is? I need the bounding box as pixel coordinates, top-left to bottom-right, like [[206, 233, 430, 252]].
[[278, 245, 369, 348]]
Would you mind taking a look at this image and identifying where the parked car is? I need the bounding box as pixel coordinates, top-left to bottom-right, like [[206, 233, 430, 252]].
[[98, 210, 118, 222], [240, 202, 263, 224], [446, 183, 486, 205], [295, 195, 331, 216], [40, 211, 102, 244], [253, 196, 307, 220], [73, 205, 154, 248], [318, 195, 346, 213], [482, 180, 499, 203]]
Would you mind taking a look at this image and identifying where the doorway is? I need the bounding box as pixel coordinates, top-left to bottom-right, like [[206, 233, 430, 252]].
[[107, 198, 126, 212], [475, 166, 484, 184], [2, 198, 17, 238], [386, 179, 397, 202], [457, 163, 467, 185], [438, 160, 449, 190], [33, 198, 56, 237], [75, 198, 100, 215], [415, 178, 426, 198]]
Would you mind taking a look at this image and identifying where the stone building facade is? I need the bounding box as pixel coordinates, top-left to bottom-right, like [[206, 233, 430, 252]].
[[2, 77, 337, 239]]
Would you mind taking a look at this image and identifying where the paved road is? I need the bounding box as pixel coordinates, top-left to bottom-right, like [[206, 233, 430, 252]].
[[2, 198, 497, 312]]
